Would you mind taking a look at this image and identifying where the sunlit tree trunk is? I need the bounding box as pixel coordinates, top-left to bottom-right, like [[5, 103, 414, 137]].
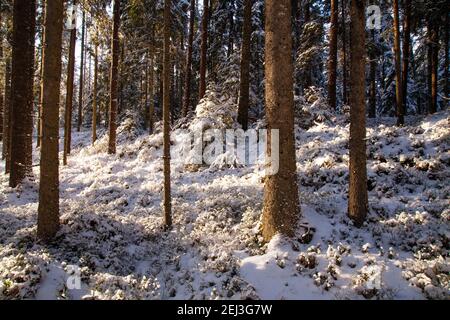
[[163, 0, 173, 228], [393, 0, 404, 126], [108, 0, 120, 154], [401, 0, 411, 117], [77, 10, 85, 132], [63, 0, 77, 165], [262, 0, 300, 241], [348, 0, 368, 227], [38, 0, 64, 241], [341, 0, 348, 105], [92, 40, 98, 144]]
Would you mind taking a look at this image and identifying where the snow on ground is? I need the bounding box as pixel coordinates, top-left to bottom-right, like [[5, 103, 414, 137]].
[[0, 109, 448, 300]]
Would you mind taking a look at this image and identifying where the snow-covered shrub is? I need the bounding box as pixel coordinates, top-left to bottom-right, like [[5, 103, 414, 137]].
[[295, 87, 334, 129]]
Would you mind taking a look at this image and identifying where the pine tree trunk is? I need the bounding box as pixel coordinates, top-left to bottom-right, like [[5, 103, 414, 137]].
[[37, 3, 45, 150], [237, 0, 252, 131], [428, 21, 439, 114], [148, 27, 155, 134], [119, 39, 125, 116], [92, 41, 98, 145], [348, 0, 368, 227], [393, 0, 404, 126], [108, 0, 120, 154], [369, 30, 377, 119], [262, 0, 300, 241], [38, 0, 64, 241], [227, 0, 234, 58], [77, 10, 85, 132], [303, 0, 312, 89], [431, 24, 440, 114], [9, 0, 36, 188], [3, 56, 11, 173], [327, 0, 338, 110], [199, 0, 209, 100], [163, 0, 172, 228], [427, 20, 433, 114], [401, 0, 411, 116], [182, 0, 195, 118], [63, 0, 77, 165], [145, 54, 150, 130], [341, 0, 348, 105]]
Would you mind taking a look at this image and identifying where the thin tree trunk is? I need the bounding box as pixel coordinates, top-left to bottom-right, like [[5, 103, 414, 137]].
[[37, 6, 45, 149], [38, 0, 64, 241], [163, 0, 172, 228], [431, 24, 440, 114], [3, 56, 11, 172], [262, 0, 300, 241], [227, 0, 234, 58], [182, 0, 195, 118], [428, 21, 439, 114], [237, 0, 252, 130], [108, 0, 120, 154], [119, 39, 125, 115], [327, 0, 338, 110], [341, 0, 348, 105], [393, 0, 404, 126], [63, 0, 77, 165], [92, 41, 98, 144], [401, 0, 411, 117], [148, 27, 155, 134], [348, 0, 368, 227], [199, 0, 209, 100], [143, 57, 148, 130], [77, 10, 85, 132], [369, 30, 377, 119], [9, 0, 36, 187]]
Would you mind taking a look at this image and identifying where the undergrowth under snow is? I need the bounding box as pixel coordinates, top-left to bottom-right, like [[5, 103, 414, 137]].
[[0, 107, 448, 300]]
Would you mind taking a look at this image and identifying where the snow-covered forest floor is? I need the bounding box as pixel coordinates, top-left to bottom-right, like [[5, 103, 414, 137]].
[[0, 107, 449, 300]]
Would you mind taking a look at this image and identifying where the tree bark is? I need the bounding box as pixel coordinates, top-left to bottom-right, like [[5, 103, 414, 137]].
[[108, 0, 120, 154], [327, 0, 338, 110], [38, 0, 64, 241], [401, 0, 411, 117], [262, 0, 300, 241], [369, 30, 377, 119], [9, 0, 36, 187], [182, 0, 195, 118], [148, 26, 155, 134], [3, 56, 11, 173], [77, 10, 85, 132], [237, 0, 252, 130], [92, 41, 98, 144], [428, 21, 439, 114], [393, 0, 404, 126], [348, 0, 368, 227], [163, 0, 172, 228], [199, 0, 209, 100], [63, 0, 77, 165], [227, 0, 234, 58], [37, 4, 45, 149], [341, 0, 348, 105]]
